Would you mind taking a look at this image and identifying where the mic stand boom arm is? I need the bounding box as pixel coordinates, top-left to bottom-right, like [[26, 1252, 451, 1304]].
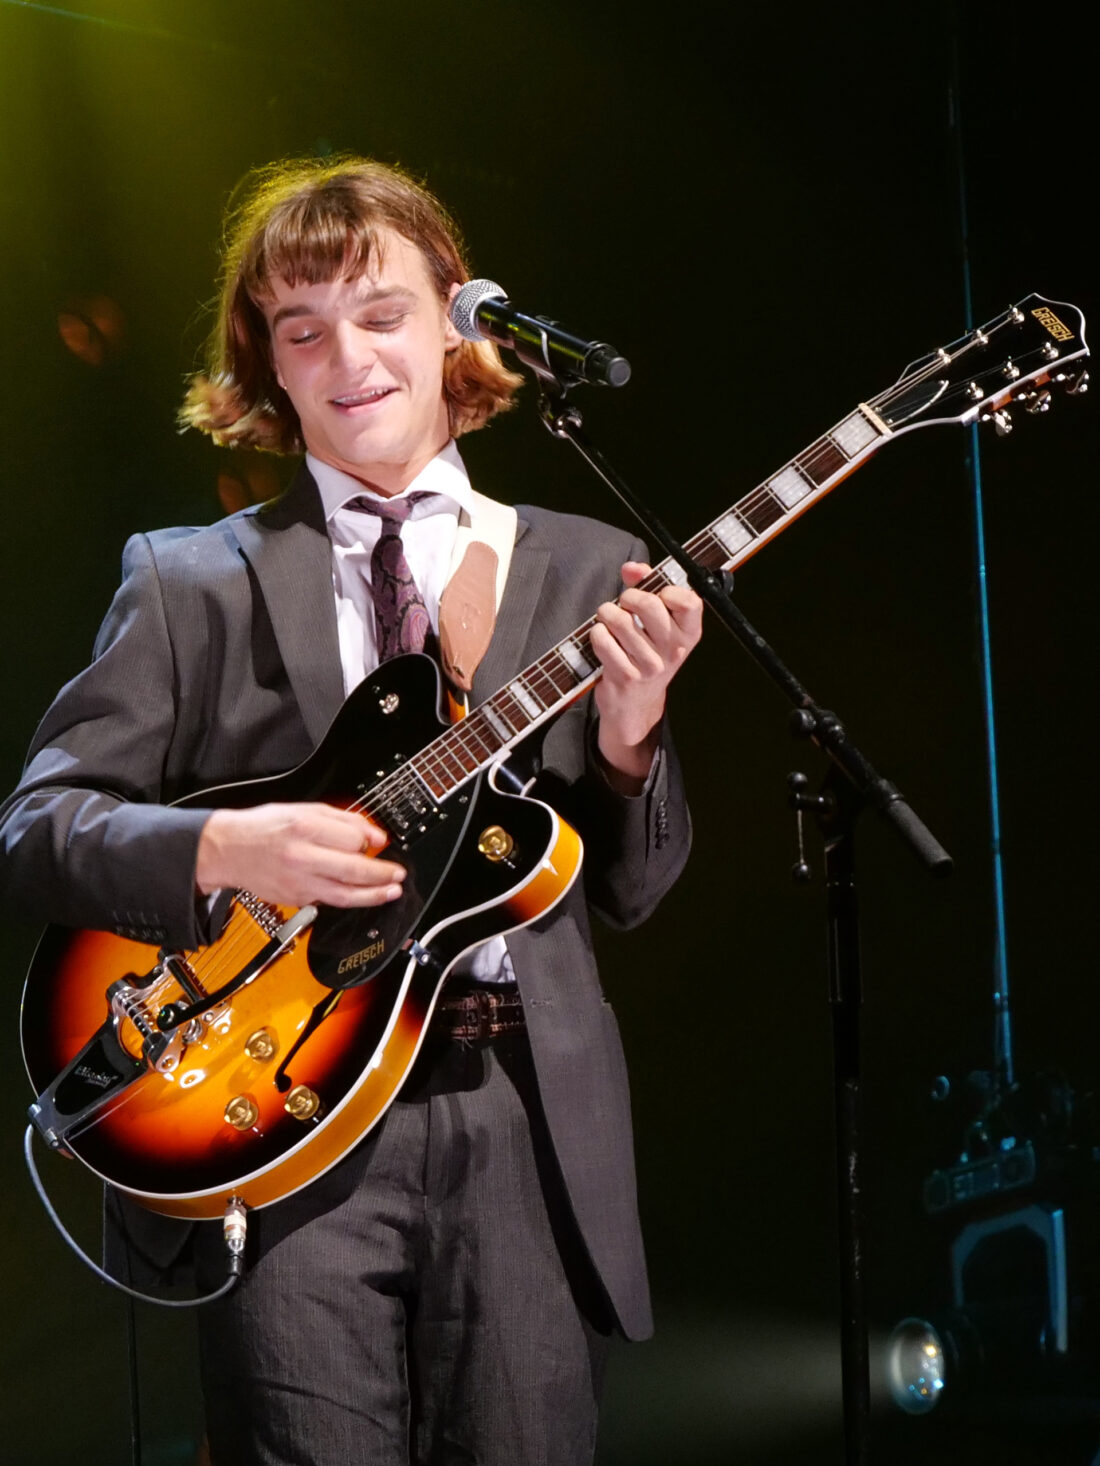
[[536, 375, 952, 1466], [538, 379, 950, 872]]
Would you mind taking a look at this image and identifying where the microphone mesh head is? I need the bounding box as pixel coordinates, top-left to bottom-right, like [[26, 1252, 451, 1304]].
[[450, 278, 507, 341]]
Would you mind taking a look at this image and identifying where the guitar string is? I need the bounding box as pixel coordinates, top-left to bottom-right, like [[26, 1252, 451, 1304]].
[[372, 321, 1037, 830], [690, 322, 1040, 559], [646, 322, 1043, 591], [341, 636, 590, 822], [122, 905, 276, 1035], [345, 621, 604, 827], [324, 320, 1052, 837], [686, 320, 1053, 576]]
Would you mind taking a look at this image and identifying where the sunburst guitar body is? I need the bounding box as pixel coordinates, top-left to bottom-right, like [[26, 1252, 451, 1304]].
[[22, 654, 582, 1219]]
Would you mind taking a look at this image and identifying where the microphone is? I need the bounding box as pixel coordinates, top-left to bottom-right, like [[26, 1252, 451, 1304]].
[[450, 279, 631, 388]]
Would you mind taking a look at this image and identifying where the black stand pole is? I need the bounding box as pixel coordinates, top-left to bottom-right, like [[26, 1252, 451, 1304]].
[[534, 375, 952, 1463], [822, 772, 870, 1462]]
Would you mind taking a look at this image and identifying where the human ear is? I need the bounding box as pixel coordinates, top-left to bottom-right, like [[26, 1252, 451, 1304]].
[[442, 280, 464, 351]]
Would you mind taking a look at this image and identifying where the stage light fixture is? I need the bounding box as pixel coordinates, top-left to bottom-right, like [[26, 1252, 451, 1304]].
[[882, 1203, 1083, 1427], [886, 1316, 946, 1414]]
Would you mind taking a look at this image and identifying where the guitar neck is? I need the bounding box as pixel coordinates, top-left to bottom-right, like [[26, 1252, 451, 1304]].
[[366, 293, 1088, 828], [366, 403, 892, 831], [660, 403, 888, 588]]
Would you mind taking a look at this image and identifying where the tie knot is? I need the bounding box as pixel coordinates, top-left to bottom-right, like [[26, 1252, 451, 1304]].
[[347, 490, 432, 527]]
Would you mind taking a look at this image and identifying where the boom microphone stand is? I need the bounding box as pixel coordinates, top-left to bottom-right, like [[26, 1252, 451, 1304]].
[[533, 372, 952, 1465]]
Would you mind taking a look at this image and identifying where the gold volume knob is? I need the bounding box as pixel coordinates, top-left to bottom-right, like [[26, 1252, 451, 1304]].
[[244, 1028, 277, 1061], [224, 1094, 259, 1131], [477, 825, 514, 862], [284, 1085, 321, 1121]]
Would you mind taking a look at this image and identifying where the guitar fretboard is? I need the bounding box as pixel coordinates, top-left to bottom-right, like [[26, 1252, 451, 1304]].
[[362, 291, 1089, 838], [366, 404, 889, 836], [664, 405, 885, 588]]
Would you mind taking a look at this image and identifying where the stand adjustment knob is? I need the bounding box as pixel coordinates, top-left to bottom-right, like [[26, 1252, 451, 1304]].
[[789, 709, 817, 739], [788, 772, 815, 882]]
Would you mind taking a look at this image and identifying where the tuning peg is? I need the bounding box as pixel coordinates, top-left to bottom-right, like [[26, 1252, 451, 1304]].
[[1021, 388, 1052, 415], [1053, 366, 1089, 396], [991, 409, 1013, 436], [979, 405, 1013, 435]]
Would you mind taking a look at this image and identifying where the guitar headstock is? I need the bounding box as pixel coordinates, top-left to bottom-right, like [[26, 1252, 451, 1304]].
[[870, 293, 1088, 438]]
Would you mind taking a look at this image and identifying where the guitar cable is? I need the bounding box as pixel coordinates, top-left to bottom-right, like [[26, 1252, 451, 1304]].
[[23, 1124, 246, 1308]]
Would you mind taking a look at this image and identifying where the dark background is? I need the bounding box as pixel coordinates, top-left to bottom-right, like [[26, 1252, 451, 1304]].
[[1, 2, 1094, 1462]]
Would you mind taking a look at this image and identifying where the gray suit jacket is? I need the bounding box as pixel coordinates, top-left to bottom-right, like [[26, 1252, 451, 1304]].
[[1, 466, 691, 1340]]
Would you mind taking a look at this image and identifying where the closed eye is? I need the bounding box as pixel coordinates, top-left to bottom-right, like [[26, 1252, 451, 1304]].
[[363, 313, 407, 332]]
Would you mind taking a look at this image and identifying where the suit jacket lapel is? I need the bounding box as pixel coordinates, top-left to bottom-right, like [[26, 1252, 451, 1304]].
[[230, 464, 345, 747], [229, 479, 552, 732], [471, 513, 550, 705]]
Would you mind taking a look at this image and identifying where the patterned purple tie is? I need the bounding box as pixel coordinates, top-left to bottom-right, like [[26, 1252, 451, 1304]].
[[350, 493, 434, 662]]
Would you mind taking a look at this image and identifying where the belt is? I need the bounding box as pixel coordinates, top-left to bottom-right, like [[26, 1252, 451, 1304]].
[[434, 984, 526, 1041]]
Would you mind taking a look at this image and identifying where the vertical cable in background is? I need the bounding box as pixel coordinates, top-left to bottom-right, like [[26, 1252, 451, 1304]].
[[949, 13, 1014, 1092], [126, 1261, 143, 1466]]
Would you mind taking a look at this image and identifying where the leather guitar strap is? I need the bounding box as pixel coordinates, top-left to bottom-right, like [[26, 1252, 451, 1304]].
[[437, 489, 517, 717]]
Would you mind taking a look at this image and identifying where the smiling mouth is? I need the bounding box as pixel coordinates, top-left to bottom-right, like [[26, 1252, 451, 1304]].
[[332, 387, 396, 408]]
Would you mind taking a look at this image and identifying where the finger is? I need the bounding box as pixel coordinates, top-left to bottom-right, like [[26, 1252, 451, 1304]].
[[308, 877, 406, 910], [657, 584, 704, 640], [359, 817, 390, 853], [619, 560, 653, 589], [610, 590, 674, 657], [622, 584, 703, 652], [589, 621, 633, 678], [590, 618, 661, 681], [292, 804, 389, 854], [621, 562, 703, 644], [594, 605, 659, 669], [325, 849, 407, 889]]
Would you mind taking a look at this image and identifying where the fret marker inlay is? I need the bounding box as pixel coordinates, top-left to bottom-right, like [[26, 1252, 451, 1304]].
[[508, 681, 541, 720], [768, 465, 813, 509], [482, 706, 511, 741], [559, 640, 596, 677], [831, 411, 880, 457], [711, 511, 753, 555]]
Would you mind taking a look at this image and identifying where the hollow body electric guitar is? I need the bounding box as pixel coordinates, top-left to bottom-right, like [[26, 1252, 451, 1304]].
[[23, 294, 1088, 1219]]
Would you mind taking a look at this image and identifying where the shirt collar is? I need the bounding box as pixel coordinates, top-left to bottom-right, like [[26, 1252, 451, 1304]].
[[308, 441, 475, 524]]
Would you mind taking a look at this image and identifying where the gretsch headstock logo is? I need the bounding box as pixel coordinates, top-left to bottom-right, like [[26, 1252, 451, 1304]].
[[1031, 306, 1073, 343]]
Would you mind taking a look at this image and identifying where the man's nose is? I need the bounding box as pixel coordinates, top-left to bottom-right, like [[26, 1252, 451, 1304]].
[[331, 320, 374, 372]]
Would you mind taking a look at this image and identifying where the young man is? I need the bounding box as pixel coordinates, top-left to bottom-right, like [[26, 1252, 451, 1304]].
[[1, 158, 701, 1464]]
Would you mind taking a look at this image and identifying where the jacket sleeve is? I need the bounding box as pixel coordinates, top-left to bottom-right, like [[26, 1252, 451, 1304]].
[[0, 533, 214, 950]]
